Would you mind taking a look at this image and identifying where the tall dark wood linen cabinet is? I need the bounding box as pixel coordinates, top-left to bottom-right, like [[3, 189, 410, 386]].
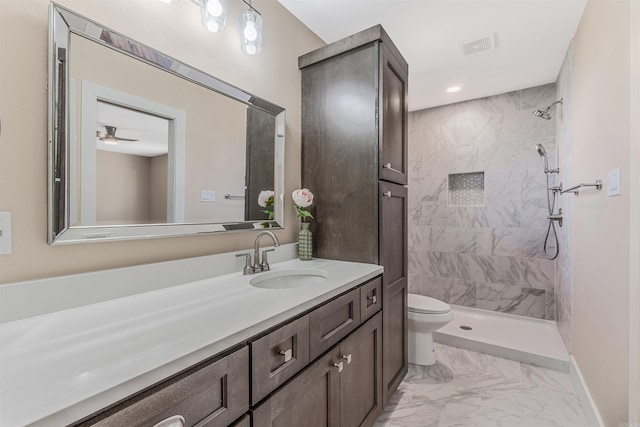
[[299, 25, 409, 407]]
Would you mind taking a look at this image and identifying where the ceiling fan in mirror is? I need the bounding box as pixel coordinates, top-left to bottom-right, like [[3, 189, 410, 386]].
[[96, 126, 138, 146]]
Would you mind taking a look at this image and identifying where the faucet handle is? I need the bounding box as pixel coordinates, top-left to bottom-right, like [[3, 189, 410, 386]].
[[260, 249, 275, 271], [236, 252, 254, 275]]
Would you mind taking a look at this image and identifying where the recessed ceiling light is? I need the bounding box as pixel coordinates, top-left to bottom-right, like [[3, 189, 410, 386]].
[[446, 85, 462, 93]]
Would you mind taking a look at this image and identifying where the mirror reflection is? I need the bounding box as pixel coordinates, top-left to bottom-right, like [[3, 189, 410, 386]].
[[49, 4, 285, 244]]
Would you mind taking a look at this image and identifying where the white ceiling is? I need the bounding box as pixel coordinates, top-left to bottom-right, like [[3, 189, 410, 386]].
[[277, 0, 587, 111]]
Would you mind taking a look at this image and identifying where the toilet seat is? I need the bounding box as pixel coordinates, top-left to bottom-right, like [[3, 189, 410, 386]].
[[408, 293, 451, 314]]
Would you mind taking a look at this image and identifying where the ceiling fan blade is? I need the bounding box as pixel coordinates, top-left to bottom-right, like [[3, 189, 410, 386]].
[[114, 137, 138, 142], [96, 131, 107, 138]]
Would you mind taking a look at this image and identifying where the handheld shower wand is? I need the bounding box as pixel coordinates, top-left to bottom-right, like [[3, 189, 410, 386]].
[[534, 143, 561, 260], [535, 143, 558, 174]]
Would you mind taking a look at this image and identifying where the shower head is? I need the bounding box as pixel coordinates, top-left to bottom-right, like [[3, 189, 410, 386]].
[[533, 108, 552, 120], [532, 98, 564, 120]]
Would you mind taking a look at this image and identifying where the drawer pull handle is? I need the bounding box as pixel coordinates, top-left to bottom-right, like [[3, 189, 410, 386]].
[[383, 191, 392, 198], [342, 354, 352, 364], [280, 349, 293, 363], [367, 295, 377, 304], [153, 415, 185, 427], [383, 163, 402, 173], [333, 361, 344, 372]]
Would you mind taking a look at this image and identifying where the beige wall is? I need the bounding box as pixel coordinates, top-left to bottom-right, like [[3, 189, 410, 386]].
[[0, 0, 324, 283], [571, 0, 635, 424], [96, 151, 152, 225]]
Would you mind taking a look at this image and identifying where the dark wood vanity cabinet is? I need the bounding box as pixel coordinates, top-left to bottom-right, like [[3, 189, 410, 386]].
[[300, 25, 409, 407], [252, 312, 383, 427]]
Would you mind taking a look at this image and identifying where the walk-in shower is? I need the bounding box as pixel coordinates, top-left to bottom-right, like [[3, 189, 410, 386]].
[[534, 142, 562, 260]]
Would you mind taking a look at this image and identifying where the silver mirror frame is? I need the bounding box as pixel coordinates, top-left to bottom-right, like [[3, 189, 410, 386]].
[[48, 3, 285, 244]]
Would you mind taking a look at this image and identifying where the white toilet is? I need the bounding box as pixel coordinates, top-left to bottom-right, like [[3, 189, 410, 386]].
[[408, 293, 454, 366]]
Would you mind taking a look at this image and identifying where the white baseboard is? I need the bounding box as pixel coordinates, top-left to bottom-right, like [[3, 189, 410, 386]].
[[569, 355, 605, 427]]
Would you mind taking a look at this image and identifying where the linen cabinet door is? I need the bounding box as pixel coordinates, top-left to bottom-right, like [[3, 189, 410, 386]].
[[379, 43, 408, 186], [251, 348, 341, 427], [379, 181, 408, 405], [339, 312, 383, 427]]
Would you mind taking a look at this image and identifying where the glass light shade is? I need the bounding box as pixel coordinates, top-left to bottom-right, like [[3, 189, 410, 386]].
[[199, 0, 228, 32], [239, 10, 263, 55]]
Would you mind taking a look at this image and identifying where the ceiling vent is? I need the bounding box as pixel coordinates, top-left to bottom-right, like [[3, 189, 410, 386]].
[[462, 33, 496, 56]]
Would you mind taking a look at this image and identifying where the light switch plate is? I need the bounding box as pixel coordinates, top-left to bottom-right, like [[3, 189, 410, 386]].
[[0, 212, 12, 254], [200, 190, 216, 202], [607, 168, 621, 196]]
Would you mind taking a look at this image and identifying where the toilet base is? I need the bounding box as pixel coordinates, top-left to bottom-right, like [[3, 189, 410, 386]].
[[408, 330, 437, 366]]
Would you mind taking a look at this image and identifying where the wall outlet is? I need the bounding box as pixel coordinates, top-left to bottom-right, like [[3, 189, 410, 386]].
[[607, 168, 621, 196], [0, 212, 12, 254], [200, 190, 216, 202]]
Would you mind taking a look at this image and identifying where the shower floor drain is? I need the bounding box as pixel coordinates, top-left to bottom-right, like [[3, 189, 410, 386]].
[[459, 325, 473, 331]]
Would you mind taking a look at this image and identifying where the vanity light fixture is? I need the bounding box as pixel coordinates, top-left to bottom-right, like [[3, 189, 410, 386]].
[[161, 0, 263, 54], [200, 0, 229, 33], [446, 85, 462, 93], [239, 0, 263, 55]]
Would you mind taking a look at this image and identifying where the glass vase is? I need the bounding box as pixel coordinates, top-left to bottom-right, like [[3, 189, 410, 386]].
[[298, 222, 313, 261]]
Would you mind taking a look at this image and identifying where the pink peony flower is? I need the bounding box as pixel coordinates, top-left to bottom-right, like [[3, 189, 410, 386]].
[[292, 188, 314, 208]]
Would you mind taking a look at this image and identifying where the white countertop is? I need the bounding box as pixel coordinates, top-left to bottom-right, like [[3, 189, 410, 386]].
[[0, 258, 382, 426]]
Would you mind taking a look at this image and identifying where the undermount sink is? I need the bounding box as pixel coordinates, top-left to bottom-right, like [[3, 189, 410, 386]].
[[249, 269, 329, 289]]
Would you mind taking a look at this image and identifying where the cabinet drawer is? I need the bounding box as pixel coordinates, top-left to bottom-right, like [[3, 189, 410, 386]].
[[309, 288, 361, 360], [250, 315, 310, 404], [77, 346, 249, 427], [360, 276, 382, 322]]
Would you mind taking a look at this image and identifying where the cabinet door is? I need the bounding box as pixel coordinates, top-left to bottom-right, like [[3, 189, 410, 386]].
[[252, 348, 341, 427], [379, 44, 408, 185], [339, 312, 383, 427], [379, 181, 408, 405]]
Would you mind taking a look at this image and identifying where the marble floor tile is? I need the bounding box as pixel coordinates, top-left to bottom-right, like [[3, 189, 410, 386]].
[[374, 344, 589, 427]]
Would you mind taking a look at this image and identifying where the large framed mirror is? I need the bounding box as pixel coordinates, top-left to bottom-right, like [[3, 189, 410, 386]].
[[48, 3, 285, 244]]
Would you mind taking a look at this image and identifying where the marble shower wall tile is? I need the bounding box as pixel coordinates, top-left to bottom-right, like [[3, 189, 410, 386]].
[[521, 257, 555, 289], [408, 84, 558, 320], [422, 226, 476, 254], [456, 254, 520, 286], [476, 282, 546, 319], [413, 276, 476, 307]]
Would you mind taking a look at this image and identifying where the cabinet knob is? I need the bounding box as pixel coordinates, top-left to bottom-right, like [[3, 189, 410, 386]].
[[367, 295, 377, 305], [280, 348, 293, 363], [341, 354, 352, 364], [383, 163, 392, 169], [153, 415, 185, 427], [383, 191, 392, 198], [333, 361, 344, 372]]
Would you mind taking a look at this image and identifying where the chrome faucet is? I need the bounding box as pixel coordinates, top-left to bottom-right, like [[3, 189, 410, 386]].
[[236, 231, 280, 275], [253, 231, 280, 272]]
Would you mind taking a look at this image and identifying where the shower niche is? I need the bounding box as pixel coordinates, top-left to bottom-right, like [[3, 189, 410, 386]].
[[447, 172, 485, 207]]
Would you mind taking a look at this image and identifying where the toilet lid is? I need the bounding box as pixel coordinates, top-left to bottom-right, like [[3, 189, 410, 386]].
[[408, 293, 451, 314]]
